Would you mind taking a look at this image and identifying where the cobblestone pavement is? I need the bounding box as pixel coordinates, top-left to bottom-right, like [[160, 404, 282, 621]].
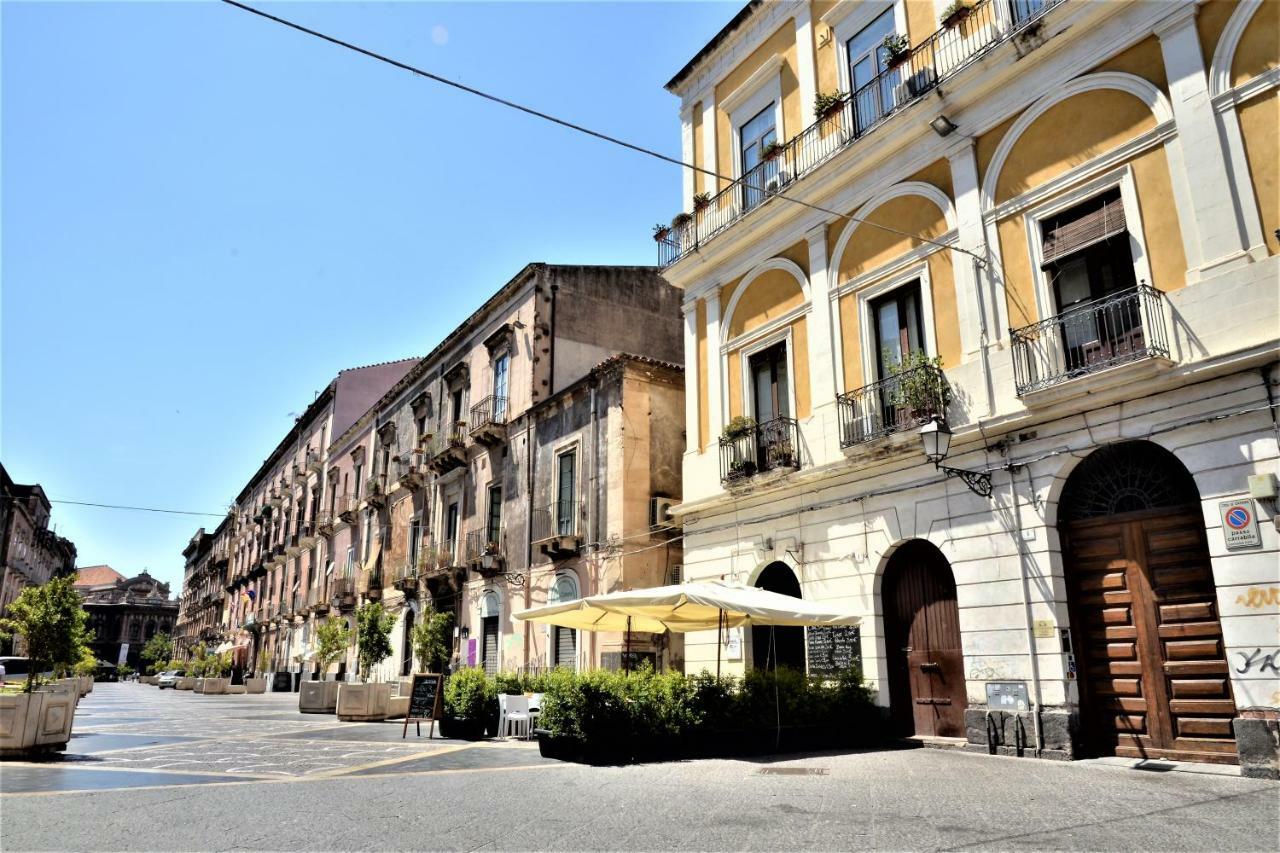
[[2, 684, 1276, 851]]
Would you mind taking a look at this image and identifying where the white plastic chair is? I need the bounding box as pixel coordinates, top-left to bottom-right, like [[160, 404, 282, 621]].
[[527, 692, 544, 734], [497, 694, 530, 739]]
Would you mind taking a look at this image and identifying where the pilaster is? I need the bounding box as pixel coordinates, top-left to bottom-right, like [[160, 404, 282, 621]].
[[947, 140, 990, 359], [705, 290, 724, 442], [794, 3, 818, 128], [701, 98, 718, 197], [680, 104, 696, 212], [682, 301, 701, 454]]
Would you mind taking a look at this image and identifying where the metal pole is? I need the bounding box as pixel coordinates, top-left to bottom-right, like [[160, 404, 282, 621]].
[[716, 609, 723, 678], [624, 616, 631, 673]]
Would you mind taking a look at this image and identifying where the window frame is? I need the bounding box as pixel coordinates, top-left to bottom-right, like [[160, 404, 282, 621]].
[[552, 443, 579, 537], [854, 261, 938, 388], [721, 54, 785, 183], [735, 325, 797, 423], [829, 0, 908, 97]]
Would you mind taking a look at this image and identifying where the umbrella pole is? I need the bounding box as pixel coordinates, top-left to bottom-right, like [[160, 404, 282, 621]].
[[716, 609, 723, 678], [624, 616, 631, 673]]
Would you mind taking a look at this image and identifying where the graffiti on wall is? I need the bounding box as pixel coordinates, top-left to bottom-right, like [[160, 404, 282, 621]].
[[1235, 587, 1280, 609], [1234, 648, 1280, 675]]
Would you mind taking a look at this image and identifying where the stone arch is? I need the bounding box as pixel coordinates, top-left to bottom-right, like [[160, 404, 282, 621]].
[[1058, 440, 1200, 522], [981, 72, 1174, 211], [721, 257, 809, 342], [1210, 0, 1267, 96], [830, 181, 957, 283]]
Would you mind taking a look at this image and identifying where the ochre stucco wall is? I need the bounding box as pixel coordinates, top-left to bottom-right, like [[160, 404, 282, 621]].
[[838, 290, 862, 391], [1232, 0, 1279, 86], [1239, 91, 1280, 256], [1196, 0, 1240, 68], [813, 0, 841, 97], [714, 22, 799, 188], [1130, 145, 1189, 290], [904, 0, 936, 47], [727, 269, 806, 339], [833, 195, 950, 280], [997, 217, 1036, 329], [976, 114, 1016, 191], [727, 349, 742, 418], [1089, 35, 1169, 93], [697, 298, 709, 450], [994, 89, 1157, 204]]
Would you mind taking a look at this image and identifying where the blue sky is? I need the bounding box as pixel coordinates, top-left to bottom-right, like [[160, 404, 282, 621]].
[[2, 0, 736, 590]]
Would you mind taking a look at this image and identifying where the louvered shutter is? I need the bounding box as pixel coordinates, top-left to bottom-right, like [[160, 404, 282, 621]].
[[554, 626, 577, 671], [1041, 192, 1127, 268], [482, 616, 499, 676]]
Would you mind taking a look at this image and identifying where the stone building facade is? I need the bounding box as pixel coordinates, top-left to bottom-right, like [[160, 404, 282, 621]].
[[660, 0, 1278, 776], [0, 464, 77, 633], [76, 567, 179, 670], [174, 525, 231, 656]]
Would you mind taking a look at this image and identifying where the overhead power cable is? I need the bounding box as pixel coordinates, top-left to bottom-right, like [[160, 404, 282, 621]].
[[219, 0, 986, 264], [47, 499, 225, 518]]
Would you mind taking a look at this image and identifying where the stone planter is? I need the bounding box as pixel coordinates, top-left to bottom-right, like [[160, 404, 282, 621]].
[[79, 677, 93, 696], [336, 682, 393, 721], [176, 677, 195, 690], [299, 680, 341, 714], [0, 690, 77, 756], [245, 677, 267, 694], [193, 678, 205, 692], [201, 678, 230, 695], [226, 684, 246, 695]]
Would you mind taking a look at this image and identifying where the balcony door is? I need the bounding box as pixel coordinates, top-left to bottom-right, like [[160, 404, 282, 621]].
[[555, 450, 576, 537], [846, 8, 897, 134], [491, 353, 509, 421], [749, 341, 790, 424], [739, 104, 777, 211], [871, 283, 924, 432]]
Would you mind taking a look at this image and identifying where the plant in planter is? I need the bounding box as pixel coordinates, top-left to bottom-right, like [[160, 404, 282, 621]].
[[888, 350, 951, 423], [721, 415, 757, 441], [813, 91, 845, 120], [335, 602, 396, 721], [939, 0, 973, 28], [140, 632, 173, 675], [691, 192, 711, 212], [881, 33, 911, 69], [443, 666, 496, 740], [411, 606, 454, 674], [299, 617, 352, 713], [670, 211, 693, 230], [0, 576, 90, 755], [652, 223, 671, 243], [760, 139, 784, 161]]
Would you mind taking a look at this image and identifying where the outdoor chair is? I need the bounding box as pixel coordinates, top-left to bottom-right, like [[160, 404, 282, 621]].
[[497, 693, 530, 739], [527, 692, 544, 733]]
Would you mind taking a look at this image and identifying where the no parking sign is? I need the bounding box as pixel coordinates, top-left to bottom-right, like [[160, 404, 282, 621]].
[[1219, 498, 1262, 550]]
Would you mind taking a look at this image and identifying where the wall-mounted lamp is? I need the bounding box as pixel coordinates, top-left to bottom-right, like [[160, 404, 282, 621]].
[[919, 417, 993, 498], [929, 115, 958, 137]]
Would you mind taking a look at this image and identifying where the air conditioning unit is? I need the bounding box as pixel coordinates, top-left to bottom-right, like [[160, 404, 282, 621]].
[[650, 497, 676, 528]]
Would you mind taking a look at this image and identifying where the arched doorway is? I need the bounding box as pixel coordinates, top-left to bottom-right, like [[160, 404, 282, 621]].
[[752, 562, 805, 672], [1059, 441, 1237, 763], [882, 540, 966, 738]]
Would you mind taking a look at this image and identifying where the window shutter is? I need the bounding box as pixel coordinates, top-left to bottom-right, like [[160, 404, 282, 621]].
[[482, 616, 499, 676], [1041, 193, 1127, 268], [554, 626, 577, 671]]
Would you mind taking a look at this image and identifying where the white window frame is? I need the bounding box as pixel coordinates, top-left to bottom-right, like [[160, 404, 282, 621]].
[[825, 0, 908, 97], [552, 441, 580, 537], [720, 54, 786, 181], [735, 324, 798, 423], [854, 261, 939, 387], [1021, 164, 1153, 325]]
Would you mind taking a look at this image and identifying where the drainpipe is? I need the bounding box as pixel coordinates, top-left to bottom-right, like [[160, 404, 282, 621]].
[[524, 416, 535, 670], [1009, 466, 1045, 754], [548, 283, 558, 397], [974, 256, 996, 418], [589, 380, 599, 667]]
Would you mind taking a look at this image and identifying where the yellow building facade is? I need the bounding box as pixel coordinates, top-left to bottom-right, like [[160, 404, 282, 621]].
[[662, 0, 1278, 776]]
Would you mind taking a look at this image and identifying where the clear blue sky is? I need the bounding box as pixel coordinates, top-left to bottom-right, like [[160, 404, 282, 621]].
[[2, 0, 736, 590]]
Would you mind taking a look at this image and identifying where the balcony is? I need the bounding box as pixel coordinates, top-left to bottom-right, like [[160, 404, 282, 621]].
[[426, 427, 468, 474], [719, 417, 801, 484], [316, 511, 335, 536], [655, 0, 1065, 267], [285, 533, 302, 557], [365, 477, 388, 509], [337, 495, 358, 524], [416, 541, 458, 579], [395, 452, 425, 491], [466, 528, 507, 576], [331, 577, 357, 610], [531, 502, 582, 558], [837, 363, 949, 449], [469, 395, 509, 446], [386, 559, 418, 594], [298, 521, 317, 548], [1010, 284, 1170, 397], [305, 450, 324, 474], [307, 584, 330, 615]]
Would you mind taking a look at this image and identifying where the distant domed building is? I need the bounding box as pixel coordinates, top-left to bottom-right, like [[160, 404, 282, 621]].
[[75, 566, 179, 669]]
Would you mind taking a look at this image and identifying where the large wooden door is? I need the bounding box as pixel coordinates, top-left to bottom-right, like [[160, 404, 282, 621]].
[[1065, 506, 1237, 763], [884, 541, 967, 738]]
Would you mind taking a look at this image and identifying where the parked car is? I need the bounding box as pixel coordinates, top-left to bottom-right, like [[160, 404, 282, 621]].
[[156, 670, 181, 689], [0, 656, 53, 686]]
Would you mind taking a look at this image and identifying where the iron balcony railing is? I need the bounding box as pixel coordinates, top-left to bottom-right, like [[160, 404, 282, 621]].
[[837, 364, 949, 448], [469, 395, 509, 433], [465, 528, 506, 563], [719, 416, 801, 483], [385, 559, 416, 587], [531, 500, 581, 542], [656, 0, 1065, 267], [1010, 284, 1169, 396]]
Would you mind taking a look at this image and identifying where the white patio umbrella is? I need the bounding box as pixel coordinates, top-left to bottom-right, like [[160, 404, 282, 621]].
[[513, 580, 859, 674]]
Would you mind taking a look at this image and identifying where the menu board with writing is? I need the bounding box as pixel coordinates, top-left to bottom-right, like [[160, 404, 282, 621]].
[[806, 626, 862, 678], [403, 673, 443, 739]]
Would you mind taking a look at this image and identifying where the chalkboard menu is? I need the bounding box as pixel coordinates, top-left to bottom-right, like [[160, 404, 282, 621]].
[[403, 673, 443, 739], [806, 626, 862, 677], [272, 671, 294, 693]]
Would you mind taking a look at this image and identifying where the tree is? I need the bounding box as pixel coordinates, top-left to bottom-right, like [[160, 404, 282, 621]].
[[0, 576, 90, 692], [140, 632, 173, 670], [313, 617, 352, 679], [412, 606, 454, 673], [355, 601, 395, 682]]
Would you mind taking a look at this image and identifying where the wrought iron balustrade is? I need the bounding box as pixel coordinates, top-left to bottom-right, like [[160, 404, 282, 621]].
[[531, 499, 581, 543], [837, 364, 948, 448], [719, 416, 801, 483], [1010, 284, 1168, 395], [469, 395, 509, 433], [656, 0, 1066, 267], [465, 528, 506, 564]]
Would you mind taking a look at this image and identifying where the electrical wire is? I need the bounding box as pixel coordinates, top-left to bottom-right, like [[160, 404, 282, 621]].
[[218, 0, 986, 264], [45, 498, 225, 518]]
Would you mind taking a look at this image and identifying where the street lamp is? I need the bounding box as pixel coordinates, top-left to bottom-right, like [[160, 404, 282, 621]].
[[918, 416, 993, 497]]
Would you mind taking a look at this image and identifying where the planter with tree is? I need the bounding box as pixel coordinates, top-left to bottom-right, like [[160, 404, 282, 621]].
[[140, 632, 173, 679], [0, 576, 90, 756], [201, 652, 232, 695], [441, 667, 496, 740], [336, 602, 396, 721], [299, 617, 352, 713], [245, 648, 270, 694]]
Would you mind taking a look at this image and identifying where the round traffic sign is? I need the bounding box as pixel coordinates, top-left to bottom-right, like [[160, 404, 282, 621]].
[[1225, 505, 1251, 529]]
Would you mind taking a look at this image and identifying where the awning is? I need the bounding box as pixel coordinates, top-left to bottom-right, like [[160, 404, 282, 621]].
[[213, 641, 235, 653], [513, 580, 860, 633]]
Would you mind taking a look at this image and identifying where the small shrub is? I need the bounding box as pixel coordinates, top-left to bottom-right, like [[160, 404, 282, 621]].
[[444, 667, 494, 721]]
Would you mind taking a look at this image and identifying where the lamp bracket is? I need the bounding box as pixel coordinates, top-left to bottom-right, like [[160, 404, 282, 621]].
[[939, 465, 993, 498]]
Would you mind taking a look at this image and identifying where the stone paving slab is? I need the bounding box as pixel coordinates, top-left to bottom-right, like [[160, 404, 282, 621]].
[[0, 765, 262, 794]]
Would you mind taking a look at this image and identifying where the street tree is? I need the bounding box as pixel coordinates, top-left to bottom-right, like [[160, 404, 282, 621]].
[[412, 606, 454, 673], [140, 632, 174, 672], [0, 576, 90, 692], [313, 617, 352, 678], [355, 601, 394, 682]]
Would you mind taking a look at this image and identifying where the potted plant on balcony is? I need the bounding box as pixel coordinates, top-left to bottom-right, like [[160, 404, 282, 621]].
[[0, 576, 89, 756], [939, 0, 974, 29], [652, 223, 671, 243], [300, 617, 352, 713], [721, 416, 758, 480], [881, 33, 910, 70], [813, 91, 845, 121], [692, 192, 711, 212], [761, 140, 784, 161], [889, 351, 951, 423], [336, 602, 396, 721], [671, 211, 693, 230]]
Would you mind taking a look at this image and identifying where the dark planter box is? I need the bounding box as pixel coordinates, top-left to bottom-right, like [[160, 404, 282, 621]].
[[439, 715, 486, 741], [535, 724, 880, 765]]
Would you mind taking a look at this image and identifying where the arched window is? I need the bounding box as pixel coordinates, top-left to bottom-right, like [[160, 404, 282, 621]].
[[549, 574, 579, 671], [1059, 441, 1199, 522]]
